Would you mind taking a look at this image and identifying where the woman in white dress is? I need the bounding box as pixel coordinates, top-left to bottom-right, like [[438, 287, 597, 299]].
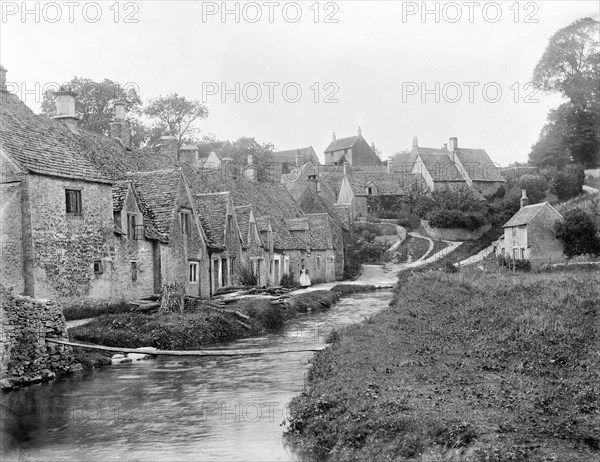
[[299, 266, 311, 289]]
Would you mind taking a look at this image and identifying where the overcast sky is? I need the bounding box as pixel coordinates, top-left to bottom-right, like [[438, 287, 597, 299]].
[[2, 1, 598, 165]]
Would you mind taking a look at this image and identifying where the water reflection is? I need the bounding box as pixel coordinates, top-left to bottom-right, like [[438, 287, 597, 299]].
[[1, 291, 392, 461]]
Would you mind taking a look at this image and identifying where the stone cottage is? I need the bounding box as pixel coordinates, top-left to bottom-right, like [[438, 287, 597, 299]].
[[235, 204, 270, 286], [324, 127, 381, 166], [496, 192, 566, 266]]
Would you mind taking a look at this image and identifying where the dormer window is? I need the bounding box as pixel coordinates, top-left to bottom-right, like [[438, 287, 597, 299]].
[[180, 209, 192, 235], [367, 187, 374, 195]]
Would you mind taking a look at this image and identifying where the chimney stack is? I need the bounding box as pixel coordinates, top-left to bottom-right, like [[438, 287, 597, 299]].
[[449, 137, 458, 151], [332, 131, 336, 141], [443, 143, 448, 151], [245, 154, 257, 182], [53, 86, 79, 131], [296, 149, 302, 167], [343, 161, 349, 176], [520, 189, 530, 209], [0, 65, 7, 92], [358, 126, 362, 136], [412, 136, 418, 148], [109, 101, 130, 148], [159, 135, 178, 161], [387, 160, 392, 174]]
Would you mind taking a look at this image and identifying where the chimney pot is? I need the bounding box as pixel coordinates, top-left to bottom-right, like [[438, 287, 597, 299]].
[[358, 126, 362, 136], [443, 143, 448, 151], [296, 149, 302, 167], [110, 101, 130, 148], [412, 136, 418, 148], [332, 131, 336, 141], [387, 160, 392, 174], [343, 161, 349, 176], [53, 86, 79, 131], [520, 189, 530, 209]]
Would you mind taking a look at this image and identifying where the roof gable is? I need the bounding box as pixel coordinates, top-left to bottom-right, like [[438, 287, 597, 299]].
[[503, 202, 562, 228]]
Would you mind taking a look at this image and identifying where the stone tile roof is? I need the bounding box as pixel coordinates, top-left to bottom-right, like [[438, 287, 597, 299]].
[[185, 172, 306, 251], [325, 135, 359, 153], [273, 147, 319, 165], [456, 148, 504, 182], [256, 215, 272, 232], [503, 203, 561, 228], [193, 192, 230, 250], [348, 172, 425, 196], [0, 92, 111, 183], [297, 187, 349, 231], [285, 218, 310, 231], [418, 152, 465, 182], [234, 205, 252, 247], [126, 169, 182, 242], [112, 181, 130, 212], [391, 152, 418, 173]]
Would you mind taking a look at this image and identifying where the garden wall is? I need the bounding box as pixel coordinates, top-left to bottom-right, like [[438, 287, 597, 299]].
[[421, 220, 491, 241], [0, 285, 79, 390]]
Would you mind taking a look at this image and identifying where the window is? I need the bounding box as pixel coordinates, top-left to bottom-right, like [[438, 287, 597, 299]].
[[93, 260, 103, 274], [316, 256, 321, 270], [189, 262, 199, 283], [65, 189, 82, 216], [131, 261, 138, 282], [520, 248, 525, 259], [511, 227, 517, 241], [180, 210, 191, 235], [227, 216, 234, 234], [367, 187, 374, 195], [127, 214, 136, 240], [229, 257, 236, 278]]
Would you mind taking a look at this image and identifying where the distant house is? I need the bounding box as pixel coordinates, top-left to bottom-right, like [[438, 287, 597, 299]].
[[193, 191, 244, 293], [496, 193, 565, 266], [273, 146, 320, 173], [393, 137, 505, 196], [324, 127, 381, 166]]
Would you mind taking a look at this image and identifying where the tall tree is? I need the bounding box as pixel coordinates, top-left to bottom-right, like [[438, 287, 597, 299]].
[[143, 93, 208, 149], [230, 137, 275, 182], [555, 209, 600, 257], [529, 18, 600, 168], [41, 77, 144, 143]]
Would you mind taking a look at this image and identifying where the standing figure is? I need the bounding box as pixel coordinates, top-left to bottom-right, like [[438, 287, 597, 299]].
[[299, 265, 311, 289]]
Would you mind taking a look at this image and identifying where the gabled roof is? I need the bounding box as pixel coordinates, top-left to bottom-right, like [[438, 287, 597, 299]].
[[455, 148, 504, 182], [193, 192, 232, 250], [297, 187, 349, 231], [185, 172, 307, 251], [273, 147, 319, 165], [503, 202, 562, 228], [417, 152, 465, 182], [112, 181, 130, 212], [256, 215, 272, 233], [126, 169, 182, 242], [234, 204, 261, 248], [391, 152, 418, 173], [285, 218, 310, 231], [324, 135, 360, 153], [304, 213, 335, 250], [348, 172, 425, 196]]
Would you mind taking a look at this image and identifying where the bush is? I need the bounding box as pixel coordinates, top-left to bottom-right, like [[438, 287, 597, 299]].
[[555, 208, 600, 258], [496, 256, 532, 272], [551, 164, 586, 200], [235, 263, 257, 286], [63, 300, 132, 321], [426, 210, 487, 230], [280, 272, 297, 288]]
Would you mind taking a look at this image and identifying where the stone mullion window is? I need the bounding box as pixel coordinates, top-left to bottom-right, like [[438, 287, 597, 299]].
[[65, 189, 82, 216]]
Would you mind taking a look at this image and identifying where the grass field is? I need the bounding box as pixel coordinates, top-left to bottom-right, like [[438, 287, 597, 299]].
[[286, 268, 600, 461]]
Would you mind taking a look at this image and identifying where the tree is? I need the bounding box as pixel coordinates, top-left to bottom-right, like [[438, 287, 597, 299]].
[[144, 93, 208, 149], [550, 164, 585, 200], [529, 18, 600, 168], [518, 174, 547, 204], [230, 137, 275, 182], [532, 17, 600, 107], [41, 77, 145, 145], [555, 209, 600, 257]]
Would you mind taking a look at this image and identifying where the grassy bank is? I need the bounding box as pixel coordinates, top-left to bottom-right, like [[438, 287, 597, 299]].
[[69, 291, 341, 368], [285, 268, 600, 461]]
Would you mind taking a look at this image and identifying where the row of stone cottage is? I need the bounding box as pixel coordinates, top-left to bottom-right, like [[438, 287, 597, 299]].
[[0, 68, 345, 303]]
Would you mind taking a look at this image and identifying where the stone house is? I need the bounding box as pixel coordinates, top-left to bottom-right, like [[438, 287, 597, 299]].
[[235, 205, 270, 286], [324, 128, 381, 166], [193, 192, 244, 293], [496, 193, 565, 266], [393, 137, 505, 196], [273, 146, 320, 174], [125, 169, 211, 298]]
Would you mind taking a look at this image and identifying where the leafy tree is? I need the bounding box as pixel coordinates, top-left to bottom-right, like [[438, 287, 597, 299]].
[[555, 209, 600, 257], [144, 93, 208, 149], [529, 18, 600, 168], [41, 77, 145, 145], [230, 137, 275, 182], [532, 17, 599, 107], [518, 174, 547, 204], [550, 164, 585, 200]]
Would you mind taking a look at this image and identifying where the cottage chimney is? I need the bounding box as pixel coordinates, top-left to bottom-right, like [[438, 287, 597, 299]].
[[316, 179, 321, 193], [109, 101, 130, 149], [449, 137, 458, 151], [387, 160, 392, 174], [245, 154, 257, 182], [0, 65, 7, 92], [332, 131, 336, 141], [343, 161, 349, 176], [443, 143, 448, 151], [520, 189, 530, 209], [296, 149, 302, 167], [358, 126, 362, 136], [412, 136, 418, 148], [53, 86, 79, 132], [159, 135, 178, 160]]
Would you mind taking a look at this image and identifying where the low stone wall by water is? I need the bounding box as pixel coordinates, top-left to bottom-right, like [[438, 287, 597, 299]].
[[421, 220, 491, 241], [1, 285, 80, 391]]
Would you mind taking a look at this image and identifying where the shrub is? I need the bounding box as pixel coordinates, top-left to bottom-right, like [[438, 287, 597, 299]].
[[445, 262, 459, 273], [426, 210, 487, 230], [555, 208, 600, 258], [235, 262, 257, 286], [63, 300, 132, 321], [550, 164, 586, 200], [280, 272, 297, 288], [496, 256, 532, 272]]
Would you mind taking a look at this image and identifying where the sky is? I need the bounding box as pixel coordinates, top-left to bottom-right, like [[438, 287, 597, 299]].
[[1, 1, 598, 165]]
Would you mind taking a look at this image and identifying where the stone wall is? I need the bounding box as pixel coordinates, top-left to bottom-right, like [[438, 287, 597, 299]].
[[0, 285, 80, 390], [421, 219, 491, 241]]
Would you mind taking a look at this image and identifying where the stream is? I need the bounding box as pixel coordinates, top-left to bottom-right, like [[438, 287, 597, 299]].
[[1, 290, 393, 462]]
